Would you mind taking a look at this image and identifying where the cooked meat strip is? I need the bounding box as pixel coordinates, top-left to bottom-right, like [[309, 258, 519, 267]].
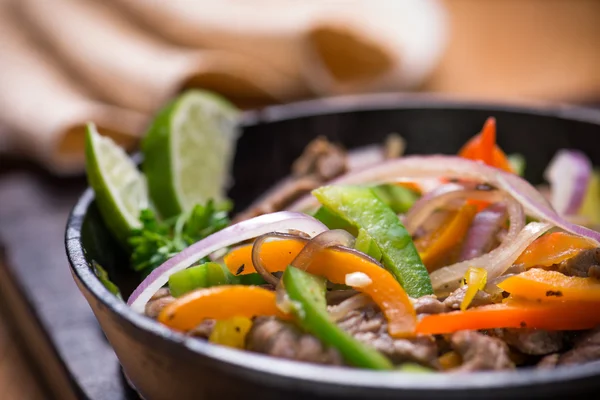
[[556, 248, 600, 279], [443, 286, 497, 310], [537, 354, 560, 369], [145, 288, 175, 319], [558, 327, 600, 365], [451, 331, 515, 371], [291, 136, 348, 181], [233, 176, 322, 222], [246, 317, 342, 365], [383, 133, 405, 159], [412, 295, 449, 315], [490, 328, 564, 355], [234, 137, 351, 222], [188, 320, 216, 339], [336, 305, 439, 367]]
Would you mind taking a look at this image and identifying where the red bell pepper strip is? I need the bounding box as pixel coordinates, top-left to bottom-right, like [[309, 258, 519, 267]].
[[458, 117, 514, 173], [416, 298, 600, 334]]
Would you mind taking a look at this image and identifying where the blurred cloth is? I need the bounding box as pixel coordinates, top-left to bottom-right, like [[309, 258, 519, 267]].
[[0, 0, 447, 174], [2, 0, 600, 175]]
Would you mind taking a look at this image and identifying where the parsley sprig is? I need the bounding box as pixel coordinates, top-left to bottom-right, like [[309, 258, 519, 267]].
[[129, 200, 231, 273]]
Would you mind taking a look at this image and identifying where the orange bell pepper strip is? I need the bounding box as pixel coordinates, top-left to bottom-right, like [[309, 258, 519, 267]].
[[414, 204, 477, 270], [458, 117, 514, 173], [224, 239, 417, 337], [416, 298, 600, 334], [513, 232, 596, 269], [158, 286, 287, 332], [498, 268, 600, 303]]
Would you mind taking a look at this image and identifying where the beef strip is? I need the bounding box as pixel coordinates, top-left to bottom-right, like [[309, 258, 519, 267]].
[[558, 327, 600, 365], [412, 295, 449, 315], [246, 317, 343, 365], [491, 328, 564, 355], [556, 248, 600, 279], [233, 176, 322, 222], [291, 136, 348, 181], [450, 330, 515, 371], [443, 286, 497, 310], [234, 137, 349, 222], [145, 288, 175, 319], [537, 353, 560, 369], [383, 134, 405, 159], [335, 305, 439, 367]]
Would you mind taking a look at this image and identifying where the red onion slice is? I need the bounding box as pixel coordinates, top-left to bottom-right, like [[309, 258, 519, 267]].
[[404, 187, 503, 235], [430, 222, 549, 297], [288, 155, 600, 244], [128, 211, 328, 313], [403, 183, 464, 234], [544, 149, 592, 215], [459, 203, 507, 262], [429, 194, 526, 295]]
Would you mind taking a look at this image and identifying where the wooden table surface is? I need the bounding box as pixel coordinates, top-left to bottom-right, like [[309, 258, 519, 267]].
[[0, 310, 47, 400]]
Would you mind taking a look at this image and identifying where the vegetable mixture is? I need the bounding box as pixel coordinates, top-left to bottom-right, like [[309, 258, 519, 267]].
[[87, 94, 600, 373]]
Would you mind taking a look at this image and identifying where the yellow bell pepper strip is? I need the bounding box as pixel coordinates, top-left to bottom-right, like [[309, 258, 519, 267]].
[[513, 232, 596, 269], [579, 169, 600, 225], [460, 267, 488, 311], [498, 268, 600, 303], [313, 185, 433, 297], [416, 298, 600, 334], [158, 286, 288, 332], [224, 238, 417, 337], [209, 317, 253, 349], [283, 266, 393, 370], [414, 204, 477, 270], [458, 117, 514, 173]]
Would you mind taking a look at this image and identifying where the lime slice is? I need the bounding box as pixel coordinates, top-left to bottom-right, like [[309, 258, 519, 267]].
[[142, 90, 240, 218], [85, 124, 148, 247]]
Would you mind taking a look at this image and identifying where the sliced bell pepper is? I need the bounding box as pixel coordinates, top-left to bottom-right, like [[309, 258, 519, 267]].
[[513, 232, 596, 269], [312, 185, 433, 297], [460, 267, 488, 311], [458, 117, 514, 173], [415, 204, 477, 270], [158, 286, 287, 331], [283, 266, 393, 370], [416, 298, 600, 334], [579, 169, 600, 224], [313, 206, 357, 234], [168, 262, 266, 297], [209, 317, 253, 349], [355, 228, 383, 262], [371, 184, 420, 214], [224, 238, 416, 336], [498, 268, 600, 303]]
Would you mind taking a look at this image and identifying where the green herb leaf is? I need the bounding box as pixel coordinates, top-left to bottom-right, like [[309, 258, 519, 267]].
[[128, 200, 231, 273]]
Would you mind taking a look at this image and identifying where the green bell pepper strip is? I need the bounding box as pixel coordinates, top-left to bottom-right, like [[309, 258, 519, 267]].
[[312, 185, 433, 297], [508, 154, 526, 177], [355, 229, 383, 262], [313, 206, 357, 234], [371, 184, 420, 214], [169, 262, 265, 297], [282, 265, 393, 370]]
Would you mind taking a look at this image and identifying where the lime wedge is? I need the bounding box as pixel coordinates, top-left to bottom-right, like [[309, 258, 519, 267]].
[[85, 124, 148, 247], [142, 90, 240, 218]]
